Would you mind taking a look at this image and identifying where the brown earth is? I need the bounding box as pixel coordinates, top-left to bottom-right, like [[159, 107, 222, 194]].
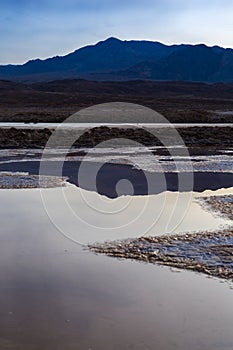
[[0, 125, 231, 149], [0, 79, 233, 123]]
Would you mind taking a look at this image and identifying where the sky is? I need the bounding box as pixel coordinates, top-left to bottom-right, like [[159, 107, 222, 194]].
[[1, 0, 233, 64]]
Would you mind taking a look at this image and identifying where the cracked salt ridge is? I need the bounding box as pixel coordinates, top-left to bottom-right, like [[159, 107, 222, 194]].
[[1, 147, 232, 173], [0, 172, 66, 189], [89, 230, 233, 281], [102, 233, 233, 267], [89, 194, 233, 280], [199, 195, 233, 221], [131, 154, 233, 173]]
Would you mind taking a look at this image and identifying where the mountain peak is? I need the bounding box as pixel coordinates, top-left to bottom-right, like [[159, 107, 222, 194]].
[[104, 37, 121, 43], [97, 37, 122, 46]]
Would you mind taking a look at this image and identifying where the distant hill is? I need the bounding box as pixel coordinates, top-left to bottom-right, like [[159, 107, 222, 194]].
[[0, 38, 233, 82]]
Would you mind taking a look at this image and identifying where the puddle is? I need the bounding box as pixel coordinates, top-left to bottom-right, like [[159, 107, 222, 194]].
[[0, 185, 232, 349], [0, 201, 232, 349]]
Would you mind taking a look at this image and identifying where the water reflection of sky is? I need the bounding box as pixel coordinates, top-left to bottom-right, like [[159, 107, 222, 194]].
[[0, 186, 233, 349]]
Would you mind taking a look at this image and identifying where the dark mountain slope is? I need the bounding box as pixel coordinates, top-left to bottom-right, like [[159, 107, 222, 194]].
[[0, 38, 233, 82], [0, 38, 177, 80], [118, 44, 230, 82]]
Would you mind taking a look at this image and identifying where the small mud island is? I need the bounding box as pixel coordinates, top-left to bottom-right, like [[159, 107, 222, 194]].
[[90, 195, 233, 281]]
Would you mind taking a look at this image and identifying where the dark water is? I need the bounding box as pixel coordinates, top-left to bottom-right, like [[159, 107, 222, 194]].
[[0, 160, 233, 197], [0, 189, 233, 349]]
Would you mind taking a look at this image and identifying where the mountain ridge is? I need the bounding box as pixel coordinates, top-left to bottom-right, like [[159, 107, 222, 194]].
[[0, 37, 233, 82]]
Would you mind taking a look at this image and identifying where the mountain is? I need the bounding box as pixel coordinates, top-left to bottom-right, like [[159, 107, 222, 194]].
[[0, 37, 233, 82], [121, 44, 233, 82], [0, 38, 179, 81]]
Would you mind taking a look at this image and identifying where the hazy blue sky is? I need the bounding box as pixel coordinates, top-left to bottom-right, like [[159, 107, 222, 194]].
[[1, 0, 233, 64]]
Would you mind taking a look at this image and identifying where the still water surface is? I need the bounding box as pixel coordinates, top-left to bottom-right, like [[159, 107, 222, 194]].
[[0, 187, 232, 349]]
